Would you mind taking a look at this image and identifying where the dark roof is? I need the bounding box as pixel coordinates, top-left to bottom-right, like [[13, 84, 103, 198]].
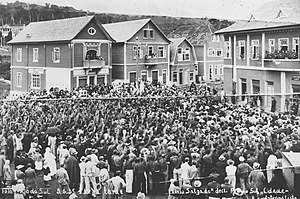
[[167, 20, 214, 45], [9, 16, 113, 44], [103, 18, 170, 43], [215, 20, 297, 34]]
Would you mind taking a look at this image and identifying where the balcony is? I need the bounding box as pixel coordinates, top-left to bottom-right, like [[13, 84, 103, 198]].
[[264, 50, 300, 70], [145, 55, 158, 66], [83, 59, 105, 69]]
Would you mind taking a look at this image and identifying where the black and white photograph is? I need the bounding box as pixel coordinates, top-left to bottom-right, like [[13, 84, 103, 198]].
[[0, 0, 299, 198]]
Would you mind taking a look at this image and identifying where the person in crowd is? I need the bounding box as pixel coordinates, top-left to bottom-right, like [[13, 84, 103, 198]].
[[3, 159, 12, 186], [226, 159, 237, 189], [133, 157, 146, 194], [84, 155, 98, 196], [15, 165, 25, 183], [168, 179, 181, 199], [24, 163, 37, 192], [44, 147, 57, 178], [78, 156, 87, 194], [12, 179, 26, 199], [0, 150, 6, 187], [249, 162, 266, 194], [56, 163, 70, 194], [65, 147, 80, 192], [107, 170, 126, 199], [266, 151, 278, 183], [221, 177, 233, 199], [43, 161, 51, 187], [237, 156, 253, 191]]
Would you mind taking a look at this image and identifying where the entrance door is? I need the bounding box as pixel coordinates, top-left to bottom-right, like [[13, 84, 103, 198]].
[[179, 70, 183, 85], [79, 77, 87, 87], [89, 76, 95, 85], [129, 72, 137, 83], [97, 76, 105, 85], [152, 71, 158, 84], [241, 78, 247, 101]]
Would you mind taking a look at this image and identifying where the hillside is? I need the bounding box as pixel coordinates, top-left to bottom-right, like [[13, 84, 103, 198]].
[[0, 1, 234, 37]]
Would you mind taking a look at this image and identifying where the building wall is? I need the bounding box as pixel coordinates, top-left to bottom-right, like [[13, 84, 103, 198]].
[[45, 42, 71, 68], [74, 19, 109, 41]]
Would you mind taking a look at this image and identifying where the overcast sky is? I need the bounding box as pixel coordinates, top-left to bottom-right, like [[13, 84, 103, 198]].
[[1, 0, 274, 20]]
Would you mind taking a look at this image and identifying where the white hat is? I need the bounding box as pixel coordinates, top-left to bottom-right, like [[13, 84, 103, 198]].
[[239, 156, 245, 162], [253, 162, 260, 169]]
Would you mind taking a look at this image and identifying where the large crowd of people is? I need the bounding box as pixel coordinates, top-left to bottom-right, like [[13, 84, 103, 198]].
[[0, 82, 299, 199]]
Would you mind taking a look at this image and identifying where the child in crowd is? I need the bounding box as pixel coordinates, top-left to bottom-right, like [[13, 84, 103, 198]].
[[43, 161, 51, 187], [3, 159, 12, 186]]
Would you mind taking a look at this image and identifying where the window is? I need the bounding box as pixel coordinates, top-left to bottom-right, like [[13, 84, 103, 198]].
[[190, 71, 194, 81], [216, 48, 222, 57], [214, 66, 218, 75], [87, 27, 96, 35], [53, 47, 60, 63], [238, 40, 245, 59], [209, 65, 213, 80], [208, 47, 215, 57], [162, 70, 167, 84], [178, 48, 183, 61], [293, 38, 299, 55], [269, 39, 275, 53], [224, 41, 230, 58], [141, 71, 147, 82], [251, 40, 259, 59], [148, 46, 154, 57], [183, 48, 190, 61], [219, 65, 223, 75], [149, 30, 154, 39], [279, 38, 288, 51], [143, 30, 148, 39], [252, 79, 260, 94], [157, 46, 165, 58], [17, 48, 22, 62], [33, 48, 39, 62], [133, 46, 142, 59], [143, 29, 154, 39], [31, 74, 41, 89], [16, 72, 22, 87], [173, 71, 177, 82]]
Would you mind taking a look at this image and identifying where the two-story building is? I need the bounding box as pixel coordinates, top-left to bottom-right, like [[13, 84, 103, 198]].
[[194, 34, 225, 84], [216, 20, 300, 111], [9, 16, 114, 95], [169, 38, 198, 86], [103, 19, 171, 84]]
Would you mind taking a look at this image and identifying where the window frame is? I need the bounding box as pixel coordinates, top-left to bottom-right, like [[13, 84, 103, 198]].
[[148, 46, 154, 57], [190, 70, 194, 81], [251, 40, 259, 60], [149, 29, 154, 39], [208, 47, 215, 57], [53, 47, 60, 63], [238, 40, 245, 60], [292, 37, 299, 53], [133, 46, 142, 59], [33, 48, 39, 62], [16, 72, 22, 87], [183, 47, 190, 61], [141, 70, 148, 82], [269, 39, 275, 53], [278, 38, 289, 51], [162, 69, 167, 84], [209, 64, 213, 80], [143, 29, 148, 39], [31, 73, 41, 89], [224, 41, 231, 58], [172, 71, 178, 82], [16, 48, 22, 62], [216, 48, 222, 57], [157, 46, 165, 58], [177, 48, 183, 61]]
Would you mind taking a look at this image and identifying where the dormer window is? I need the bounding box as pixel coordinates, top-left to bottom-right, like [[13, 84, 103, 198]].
[[88, 27, 96, 35]]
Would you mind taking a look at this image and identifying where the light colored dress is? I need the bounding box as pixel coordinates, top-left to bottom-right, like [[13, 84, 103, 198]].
[[44, 147, 57, 177]]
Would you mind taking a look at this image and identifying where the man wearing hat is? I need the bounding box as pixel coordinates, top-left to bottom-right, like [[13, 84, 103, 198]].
[[65, 148, 80, 192], [249, 162, 266, 192], [237, 156, 253, 191]]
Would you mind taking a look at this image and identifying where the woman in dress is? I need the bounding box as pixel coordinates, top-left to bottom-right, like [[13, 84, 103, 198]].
[[44, 147, 57, 177]]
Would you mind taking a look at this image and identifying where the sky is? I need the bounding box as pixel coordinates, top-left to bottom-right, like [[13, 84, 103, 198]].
[[1, 0, 275, 20]]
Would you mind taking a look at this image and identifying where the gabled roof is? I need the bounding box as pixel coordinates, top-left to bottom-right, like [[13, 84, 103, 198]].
[[215, 20, 297, 34], [169, 37, 196, 65], [9, 16, 113, 44], [103, 18, 170, 43]]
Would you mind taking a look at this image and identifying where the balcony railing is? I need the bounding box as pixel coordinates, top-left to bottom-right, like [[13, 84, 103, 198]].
[[264, 59, 300, 70], [145, 55, 158, 66], [83, 59, 105, 68]]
